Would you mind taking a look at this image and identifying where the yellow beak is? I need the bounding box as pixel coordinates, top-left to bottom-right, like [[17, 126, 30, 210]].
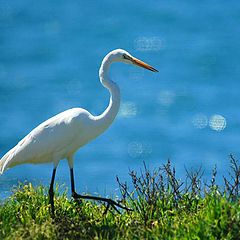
[[131, 57, 158, 72]]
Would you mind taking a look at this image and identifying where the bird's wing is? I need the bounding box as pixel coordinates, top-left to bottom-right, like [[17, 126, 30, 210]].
[[0, 108, 91, 172]]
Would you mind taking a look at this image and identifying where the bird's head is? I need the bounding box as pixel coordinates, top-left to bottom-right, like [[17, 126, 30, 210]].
[[106, 49, 158, 72]]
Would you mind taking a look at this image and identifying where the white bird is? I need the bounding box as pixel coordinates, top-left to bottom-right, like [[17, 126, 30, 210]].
[[0, 49, 158, 214]]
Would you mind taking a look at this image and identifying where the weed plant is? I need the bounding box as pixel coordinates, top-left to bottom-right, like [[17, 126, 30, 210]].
[[0, 155, 239, 239]]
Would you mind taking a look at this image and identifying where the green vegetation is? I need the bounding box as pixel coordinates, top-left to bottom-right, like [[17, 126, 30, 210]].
[[0, 155, 240, 239]]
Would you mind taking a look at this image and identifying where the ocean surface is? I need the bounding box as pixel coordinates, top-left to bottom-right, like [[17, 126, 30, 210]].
[[1, 1, 240, 199]]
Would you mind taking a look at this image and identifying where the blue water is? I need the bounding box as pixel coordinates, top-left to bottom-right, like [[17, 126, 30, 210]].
[[1, 1, 240, 199]]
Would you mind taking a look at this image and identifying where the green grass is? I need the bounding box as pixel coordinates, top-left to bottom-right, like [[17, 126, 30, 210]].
[[0, 156, 240, 239]]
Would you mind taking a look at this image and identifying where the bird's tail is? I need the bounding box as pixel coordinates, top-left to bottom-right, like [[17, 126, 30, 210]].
[[0, 158, 4, 174], [0, 156, 6, 174], [0, 151, 11, 174]]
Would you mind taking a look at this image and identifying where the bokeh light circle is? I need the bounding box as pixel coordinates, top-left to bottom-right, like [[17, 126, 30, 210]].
[[119, 102, 137, 118], [209, 114, 226, 131], [128, 141, 152, 158], [192, 114, 208, 129]]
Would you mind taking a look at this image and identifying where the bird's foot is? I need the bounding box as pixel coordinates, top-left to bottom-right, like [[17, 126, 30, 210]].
[[101, 198, 132, 215], [72, 191, 83, 204], [72, 191, 132, 215]]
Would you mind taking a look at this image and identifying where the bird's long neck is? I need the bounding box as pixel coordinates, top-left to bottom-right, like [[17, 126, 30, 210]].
[[95, 59, 121, 132]]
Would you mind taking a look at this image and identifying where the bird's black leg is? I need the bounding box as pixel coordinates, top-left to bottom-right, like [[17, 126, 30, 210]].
[[49, 168, 56, 216], [70, 167, 82, 204], [70, 168, 132, 214]]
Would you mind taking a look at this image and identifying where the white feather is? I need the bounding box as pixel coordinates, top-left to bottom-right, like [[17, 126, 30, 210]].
[[0, 108, 102, 172]]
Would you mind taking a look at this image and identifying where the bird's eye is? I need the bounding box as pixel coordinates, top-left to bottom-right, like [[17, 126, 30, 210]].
[[123, 54, 131, 60]]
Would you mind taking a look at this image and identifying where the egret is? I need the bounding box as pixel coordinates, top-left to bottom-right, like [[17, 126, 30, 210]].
[[0, 49, 158, 214]]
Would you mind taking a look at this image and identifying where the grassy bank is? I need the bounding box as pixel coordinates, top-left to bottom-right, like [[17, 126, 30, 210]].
[[0, 156, 240, 239]]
